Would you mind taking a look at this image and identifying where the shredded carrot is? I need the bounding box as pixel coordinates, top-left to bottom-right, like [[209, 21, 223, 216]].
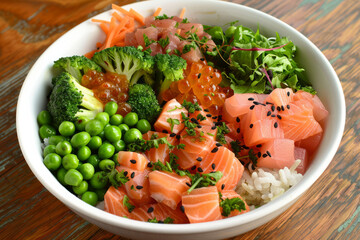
[[129, 8, 145, 26], [112, 4, 131, 16], [112, 11, 123, 22], [176, 29, 181, 35], [99, 23, 109, 35], [91, 19, 110, 24], [153, 7, 162, 17], [84, 49, 97, 59], [179, 8, 186, 18]]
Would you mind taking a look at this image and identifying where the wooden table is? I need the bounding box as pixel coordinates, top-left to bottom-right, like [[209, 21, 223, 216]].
[[1, 0, 358, 239]]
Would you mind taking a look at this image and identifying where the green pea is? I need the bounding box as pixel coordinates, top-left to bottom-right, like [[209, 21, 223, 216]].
[[95, 112, 110, 125], [62, 154, 79, 170], [88, 136, 102, 150], [85, 119, 104, 136], [90, 171, 108, 189], [43, 145, 56, 157], [123, 112, 138, 127], [39, 125, 57, 140], [95, 188, 107, 201], [119, 124, 130, 135], [37, 110, 52, 126], [98, 142, 115, 159], [78, 163, 95, 180], [110, 114, 123, 125], [87, 155, 100, 169], [72, 180, 88, 195], [112, 153, 119, 162], [124, 128, 143, 144], [225, 25, 237, 38], [77, 146, 91, 161], [43, 153, 62, 171], [75, 117, 90, 131], [113, 140, 126, 152], [71, 132, 91, 148], [56, 167, 67, 185], [104, 125, 122, 142], [58, 121, 76, 137], [99, 159, 115, 171], [104, 101, 118, 116], [64, 169, 83, 186], [81, 191, 98, 206], [136, 119, 151, 134], [55, 141, 72, 156], [48, 135, 66, 146], [98, 130, 105, 139]]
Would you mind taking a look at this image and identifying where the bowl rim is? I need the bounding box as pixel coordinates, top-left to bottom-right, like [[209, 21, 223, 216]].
[[16, 0, 346, 235]]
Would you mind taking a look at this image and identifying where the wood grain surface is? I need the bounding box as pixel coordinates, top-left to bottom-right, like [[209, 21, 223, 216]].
[[0, 0, 358, 239]]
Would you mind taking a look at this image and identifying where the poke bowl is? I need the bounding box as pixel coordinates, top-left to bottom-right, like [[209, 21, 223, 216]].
[[16, 0, 345, 239]]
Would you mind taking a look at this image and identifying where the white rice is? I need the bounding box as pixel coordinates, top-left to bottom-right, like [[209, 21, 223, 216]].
[[236, 160, 303, 207]]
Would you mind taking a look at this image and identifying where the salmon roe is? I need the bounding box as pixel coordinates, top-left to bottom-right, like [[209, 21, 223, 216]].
[[162, 60, 233, 115], [82, 70, 131, 116]]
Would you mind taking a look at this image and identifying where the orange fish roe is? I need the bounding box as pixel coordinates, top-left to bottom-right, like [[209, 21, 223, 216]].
[[162, 61, 233, 115], [82, 70, 132, 116]]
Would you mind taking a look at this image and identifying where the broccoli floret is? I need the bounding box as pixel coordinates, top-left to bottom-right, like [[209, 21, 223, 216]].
[[92, 46, 154, 86], [154, 54, 187, 95], [48, 72, 103, 125], [53, 56, 102, 82], [127, 84, 161, 124]]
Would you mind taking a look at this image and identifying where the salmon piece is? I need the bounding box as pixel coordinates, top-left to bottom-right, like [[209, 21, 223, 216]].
[[179, 23, 204, 37], [178, 41, 203, 63], [189, 108, 213, 126], [172, 148, 200, 170], [294, 147, 308, 174], [116, 166, 154, 206], [223, 93, 260, 118], [104, 186, 134, 218], [142, 131, 178, 163], [198, 146, 244, 191], [182, 186, 222, 223], [312, 94, 329, 123], [257, 138, 295, 169], [148, 170, 191, 209], [144, 16, 155, 27], [295, 132, 323, 155], [135, 27, 159, 47], [124, 32, 138, 47], [154, 99, 188, 134], [147, 42, 164, 56], [130, 203, 189, 223], [220, 190, 250, 218], [117, 151, 148, 171], [153, 19, 177, 29], [265, 88, 294, 107], [243, 118, 284, 147]]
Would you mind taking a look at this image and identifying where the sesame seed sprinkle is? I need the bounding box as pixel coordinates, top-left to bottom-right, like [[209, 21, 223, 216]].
[[212, 163, 216, 170], [186, 182, 191, 187], [204, 109, 210, 112], [277, 106, 281, 111], [191, 166, 196, 170], [176, 135, 181, 140], [277, 115, 282, 120], [281, 105, 285, 111], [271, 106, 275, 111], [253, 101, 260, 105], [287, 91, 290, 96], [124, 171, 128, 176], [130, 159, 136, 164], [212, 116, 218, 119], [236, 117, 240, 122], [147, 162, 153, 168], [287, 105, 290, 109], [216, 143, 222, 147], [197, 167, 203, 172], [267, 111, 271, 116], [256, 144, 262, 148], [196, 157, 202, 162], [211, 147, 219, 153], [266, 151, 272, 157], [180, 206, 185, 213], [257, 152, 262, 158], [136, 185, 143, 190], [271, 114, 276, 117], [198, 73, 202, 79], [236, 128, 240, 133], [170, 133, 176, 137], [147, 207, 154, 213], [250, 124, 253, 128], [221, 184, 225, 190], [262, 154, 267, 158], [131, 172, 135, 178], [162, 130, 168, 133], [274, 122, 278, 128], [250, 105, 255, 110], [248, 97, 254, 101], [211, 126, 216, 130], [206, 114, 212, 117]]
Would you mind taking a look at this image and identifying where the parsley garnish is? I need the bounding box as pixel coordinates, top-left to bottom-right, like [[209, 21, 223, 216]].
[[220, 197, 246, 217], [216, 122, 230, 144], [123, 195, 135, 213], [143, 34, 156, 47], [108, 169, 129, 189], [148, 217, 174, 223], [187, 171, 223, 193], [167, 118, 180, 132], [158, 36, 170, 48], [154, 14, 173, 20], [182, 100, 202, 113]]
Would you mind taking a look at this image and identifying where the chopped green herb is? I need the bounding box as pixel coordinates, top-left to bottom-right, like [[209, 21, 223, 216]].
[[108, 169, 129, 189], [158, 37, 170, 48], [143, 34, 156, 47], [123, 195, 135, 213], [167, 118, 180, 132], [220, 197, 246, 217], [216, 122, 230, 144], [182, 100, 202, 113]]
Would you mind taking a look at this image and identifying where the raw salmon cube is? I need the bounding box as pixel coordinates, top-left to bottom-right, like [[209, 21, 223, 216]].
[[257, 138, 295, 169]]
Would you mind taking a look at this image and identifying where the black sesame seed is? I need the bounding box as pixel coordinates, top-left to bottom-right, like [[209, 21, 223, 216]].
[[212, 116, 218, 119], [130, 159, 136, 164], [267, 111, 271, 116], [211, 126, 216, 130], [243, 145, 250, 150], [249, 124, 253, 128], [248, 97, 254, 101], [281, 105, 285, 111], [262, 154, 267, 158], [196, 157, 202, 162], [147, 162, 153, 168], [206, 114, 212, 117], [266, 151, 272, 157], [197, 125, 202, 128], [211, 147, 219, 153], [170, 133, 176, 137], [277, 115, 282, 120], [176, 135, 181, 140], [271, 106, 275, 111], [250, 105, 255, 110], [221, 184, 225, 190], [191, 166, 196, 170], [218, 115, 223, 121], [191, 118, 199, 124], [271, 114, 276, 117], [287, 91, 290, 96], [266, 101, 273, 105], [197, 167, 203, 172], [200, 58, 205, 61], [256, 144, 262, 148], [198, 73, 202, 79], [180, 205, 185, 213], [147, 207, 154, 213], [216, 142, 222, 147], [253, 101, 260, 105], [204, 109, 210, 112], [186, 182, 191, 187], [287, 105, 290, 109], [236, 128, 240, 133], [277, 106, 281, 111], [212, 163, 216, 170], [136, 185, 143, 190], [236, 117, 240, 122], [274, 122, 278, 128], [257, 152, 262, 158], [162, 130, 168, 133], [131, 172, 135, 178], [158, 220, 164, 223], [124, 171, 128, 176]]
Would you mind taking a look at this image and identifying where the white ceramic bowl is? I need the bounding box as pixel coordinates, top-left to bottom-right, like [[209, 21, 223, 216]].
[[16, 0, 346, 239]]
